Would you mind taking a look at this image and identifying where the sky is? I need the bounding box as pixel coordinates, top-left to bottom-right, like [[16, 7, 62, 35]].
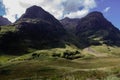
[[0, 0, 120, 29]]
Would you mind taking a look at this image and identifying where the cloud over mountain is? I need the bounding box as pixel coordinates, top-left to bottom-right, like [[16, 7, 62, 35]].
[[2, 0, 97, 22]]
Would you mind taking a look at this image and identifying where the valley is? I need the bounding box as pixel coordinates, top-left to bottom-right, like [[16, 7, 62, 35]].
[[0, 5, 120, 80]]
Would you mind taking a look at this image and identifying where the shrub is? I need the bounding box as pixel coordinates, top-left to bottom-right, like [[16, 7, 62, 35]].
[[62, 50, 82, 60], [0, 69, 11, 75], [52, 53, 61, 57], [75, 50, 80, 54], [32, 53, 39, 59]]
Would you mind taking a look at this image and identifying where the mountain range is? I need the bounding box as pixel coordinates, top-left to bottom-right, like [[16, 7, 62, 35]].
[[0, 5, 120, 54], [1, 5, 120, 80]]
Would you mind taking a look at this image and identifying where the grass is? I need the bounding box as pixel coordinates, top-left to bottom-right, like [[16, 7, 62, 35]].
[[0, 45, 120, 80], [91, 44, 120, 55], [0, 55, 17, 65], [0, 26, 16, 34], [9, 45, 81, 61], [0, 60, 67, 80], [1, 56, 120, 80]]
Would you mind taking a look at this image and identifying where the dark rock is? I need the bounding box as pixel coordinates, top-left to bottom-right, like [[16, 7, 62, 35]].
[[60, 17, 80, 33], [18, 5, 63, 28], [15, 6, 66, 49], [0, 5, 66, 54], [0, 16, 11, 26], [76, 11, 120, 47]]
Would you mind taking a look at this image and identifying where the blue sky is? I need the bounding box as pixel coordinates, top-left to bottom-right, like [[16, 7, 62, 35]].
[[0, 0, 5, 16], [0, 0, 120, 29], [92, 0, 120, 29]]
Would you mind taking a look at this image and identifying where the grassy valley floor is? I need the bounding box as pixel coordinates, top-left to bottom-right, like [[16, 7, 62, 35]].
[[0, 45, 120, 80]]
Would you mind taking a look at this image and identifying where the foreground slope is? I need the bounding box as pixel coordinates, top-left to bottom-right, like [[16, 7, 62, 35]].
[[1, 50, 120, 80]]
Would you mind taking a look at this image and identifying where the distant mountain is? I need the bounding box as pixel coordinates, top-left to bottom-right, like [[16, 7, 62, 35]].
[[60, 17, 80, 33], [0, 5, 66, 54], [76, 11, 120, 47], [0, 16, 11, 26]]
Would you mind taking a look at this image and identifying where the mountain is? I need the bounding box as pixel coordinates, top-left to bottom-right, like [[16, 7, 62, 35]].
[[60, 17, 81, 47], [0, 5, 66, 54], [60, 17, 80, 33], [76, 11, 120, 47], [17, 5, 64, 27], [16, 5, 66, 41], [16, 5, 65, 37], [0, 16, 11, 26], [0, 6, 120, 54]]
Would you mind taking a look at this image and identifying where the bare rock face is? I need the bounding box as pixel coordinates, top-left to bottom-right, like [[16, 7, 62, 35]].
[[76, 11, 120, 47], [0, 16, 11, 26]]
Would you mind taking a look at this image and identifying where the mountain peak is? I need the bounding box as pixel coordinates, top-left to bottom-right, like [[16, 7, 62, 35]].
[[20, 5, 45, 19], [76, 11, 120, 47], [18, 5, 63, 27], [26, 5, 44, 14], [86, 11, 104, 19], [89, 11, 103, 15], [0, 16, 11, 26], [29, 5, 42, 9]]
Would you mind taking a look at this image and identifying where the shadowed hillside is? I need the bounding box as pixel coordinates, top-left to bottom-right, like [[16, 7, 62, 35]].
[[0, 16, 11, 26], [76, 11, 120, 48], [0, 6, 66, 54]]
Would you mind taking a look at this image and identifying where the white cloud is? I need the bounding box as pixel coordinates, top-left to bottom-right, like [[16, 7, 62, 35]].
[[63, 0, 96, 18], [2, 0, 97, 22], [83, 0, 96, 9], [64, 9, 89, 18], [103, 7, 111, 13]]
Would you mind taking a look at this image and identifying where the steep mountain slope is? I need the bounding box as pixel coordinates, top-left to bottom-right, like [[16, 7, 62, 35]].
[[16, 5, 65, 38], [0, 16, 11, 26], [60, 17, 80, 33], [76, 11, 120, 48], [18, 5, 63, 27], [0, 5, 66, 54]]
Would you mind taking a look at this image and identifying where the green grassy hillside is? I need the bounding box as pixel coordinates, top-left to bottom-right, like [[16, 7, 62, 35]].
[[0, 45, 120, 80]]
